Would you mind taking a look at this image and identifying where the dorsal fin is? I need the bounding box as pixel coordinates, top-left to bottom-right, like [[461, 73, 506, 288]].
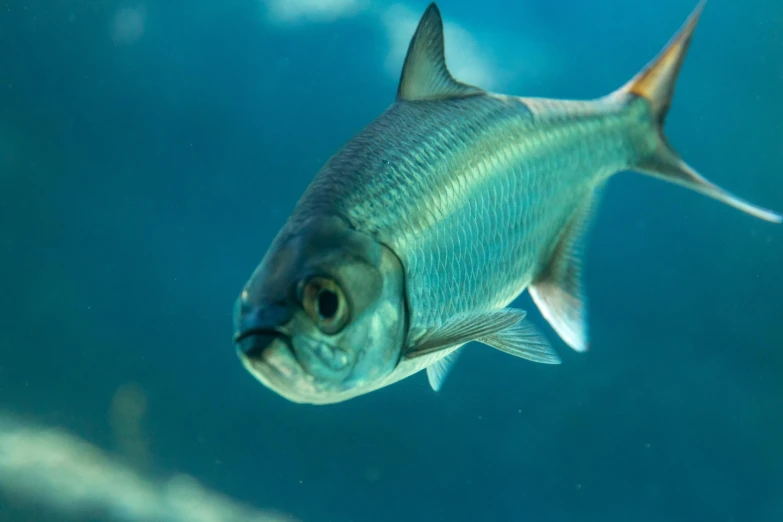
[[396, 3, 484, 101]]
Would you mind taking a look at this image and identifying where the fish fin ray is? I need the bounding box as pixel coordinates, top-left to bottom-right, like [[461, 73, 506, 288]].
[[618, 0, 705, 126], [396, 3, 484, 102], [405, 308, 526, 358], [636, 149, 782, 223], [616, 0, 781, 223], [426, 348, 462, 391], [530, 188, 600, 353], [477, 321, 561, 364]]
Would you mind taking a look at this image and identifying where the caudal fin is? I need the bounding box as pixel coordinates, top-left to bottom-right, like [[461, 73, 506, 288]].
[[617, 0, 782, 223]]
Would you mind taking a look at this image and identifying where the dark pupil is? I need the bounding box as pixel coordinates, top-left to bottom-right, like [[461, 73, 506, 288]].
[[317, 290, 339, 320]]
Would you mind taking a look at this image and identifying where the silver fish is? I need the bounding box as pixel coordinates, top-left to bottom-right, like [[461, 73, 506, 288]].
[[232, 2, 780, 404]]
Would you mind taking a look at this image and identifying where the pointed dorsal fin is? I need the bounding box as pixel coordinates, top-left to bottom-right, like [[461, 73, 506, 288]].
[[396, 3, 484, 101]]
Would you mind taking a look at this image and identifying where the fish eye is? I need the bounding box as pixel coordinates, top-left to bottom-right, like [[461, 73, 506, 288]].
[[302, 277, 349, 334], [317, 289, 339, 319]]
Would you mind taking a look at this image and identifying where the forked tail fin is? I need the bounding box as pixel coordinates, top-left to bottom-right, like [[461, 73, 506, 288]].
[[616, 0, 781, 223]]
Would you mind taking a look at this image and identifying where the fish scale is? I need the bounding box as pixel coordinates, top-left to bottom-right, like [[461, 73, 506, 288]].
[[293, 94, 633, 334]]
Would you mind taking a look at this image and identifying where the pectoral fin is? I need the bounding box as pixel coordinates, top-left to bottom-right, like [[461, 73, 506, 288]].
[[478, 322, 560, 364], [406, 308, 560, 365], [406, 308, 527, 358]]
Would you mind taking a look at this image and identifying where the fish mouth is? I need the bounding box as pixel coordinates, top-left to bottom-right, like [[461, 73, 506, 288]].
[[236, 337, 312, 403], [235, 328, 348, 373], [234, 327, 360, 404], [234, 328, 290, 359]]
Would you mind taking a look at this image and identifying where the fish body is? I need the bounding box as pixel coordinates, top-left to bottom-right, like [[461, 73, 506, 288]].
[[295, 95, 626, 331], [288, 95, 629, 388], [233, 2, 780, 404]]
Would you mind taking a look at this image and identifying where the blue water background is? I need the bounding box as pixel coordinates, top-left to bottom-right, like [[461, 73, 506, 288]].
[[1, 1, 782, 521]]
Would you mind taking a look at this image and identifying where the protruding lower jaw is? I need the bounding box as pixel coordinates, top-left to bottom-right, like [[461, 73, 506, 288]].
[[232, 299, 359, 404], [233, 294, 296, 369], [234, 329, 280, 359], [232, 323, 349, 402], [235, 335, 318, 402]]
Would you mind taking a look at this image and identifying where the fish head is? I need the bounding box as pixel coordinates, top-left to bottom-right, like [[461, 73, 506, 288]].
[[233, 216, 407, 404]]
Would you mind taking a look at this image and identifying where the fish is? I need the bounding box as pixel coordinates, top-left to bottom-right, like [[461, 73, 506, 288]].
[[232, 1, 781, 405]]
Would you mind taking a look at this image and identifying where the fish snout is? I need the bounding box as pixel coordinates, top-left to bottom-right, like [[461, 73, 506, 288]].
[[233, 294, 292, 358]]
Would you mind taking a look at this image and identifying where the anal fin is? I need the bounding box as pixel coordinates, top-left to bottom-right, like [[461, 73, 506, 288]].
[[426, 348, 462, 392], [529, 189, 600, 353]]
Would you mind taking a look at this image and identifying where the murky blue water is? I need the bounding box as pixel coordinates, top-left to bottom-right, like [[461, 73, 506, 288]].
[[1, 1, 781, 521]]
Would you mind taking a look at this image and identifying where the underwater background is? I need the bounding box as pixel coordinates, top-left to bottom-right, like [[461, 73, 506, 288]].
[[1, 0, 782, 521]]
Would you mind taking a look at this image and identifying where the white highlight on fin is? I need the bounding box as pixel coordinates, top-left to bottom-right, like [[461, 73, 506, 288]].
[[529, 189, 600, 353], [426, 348, 462, 391], [529, 283, 587, 353]]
